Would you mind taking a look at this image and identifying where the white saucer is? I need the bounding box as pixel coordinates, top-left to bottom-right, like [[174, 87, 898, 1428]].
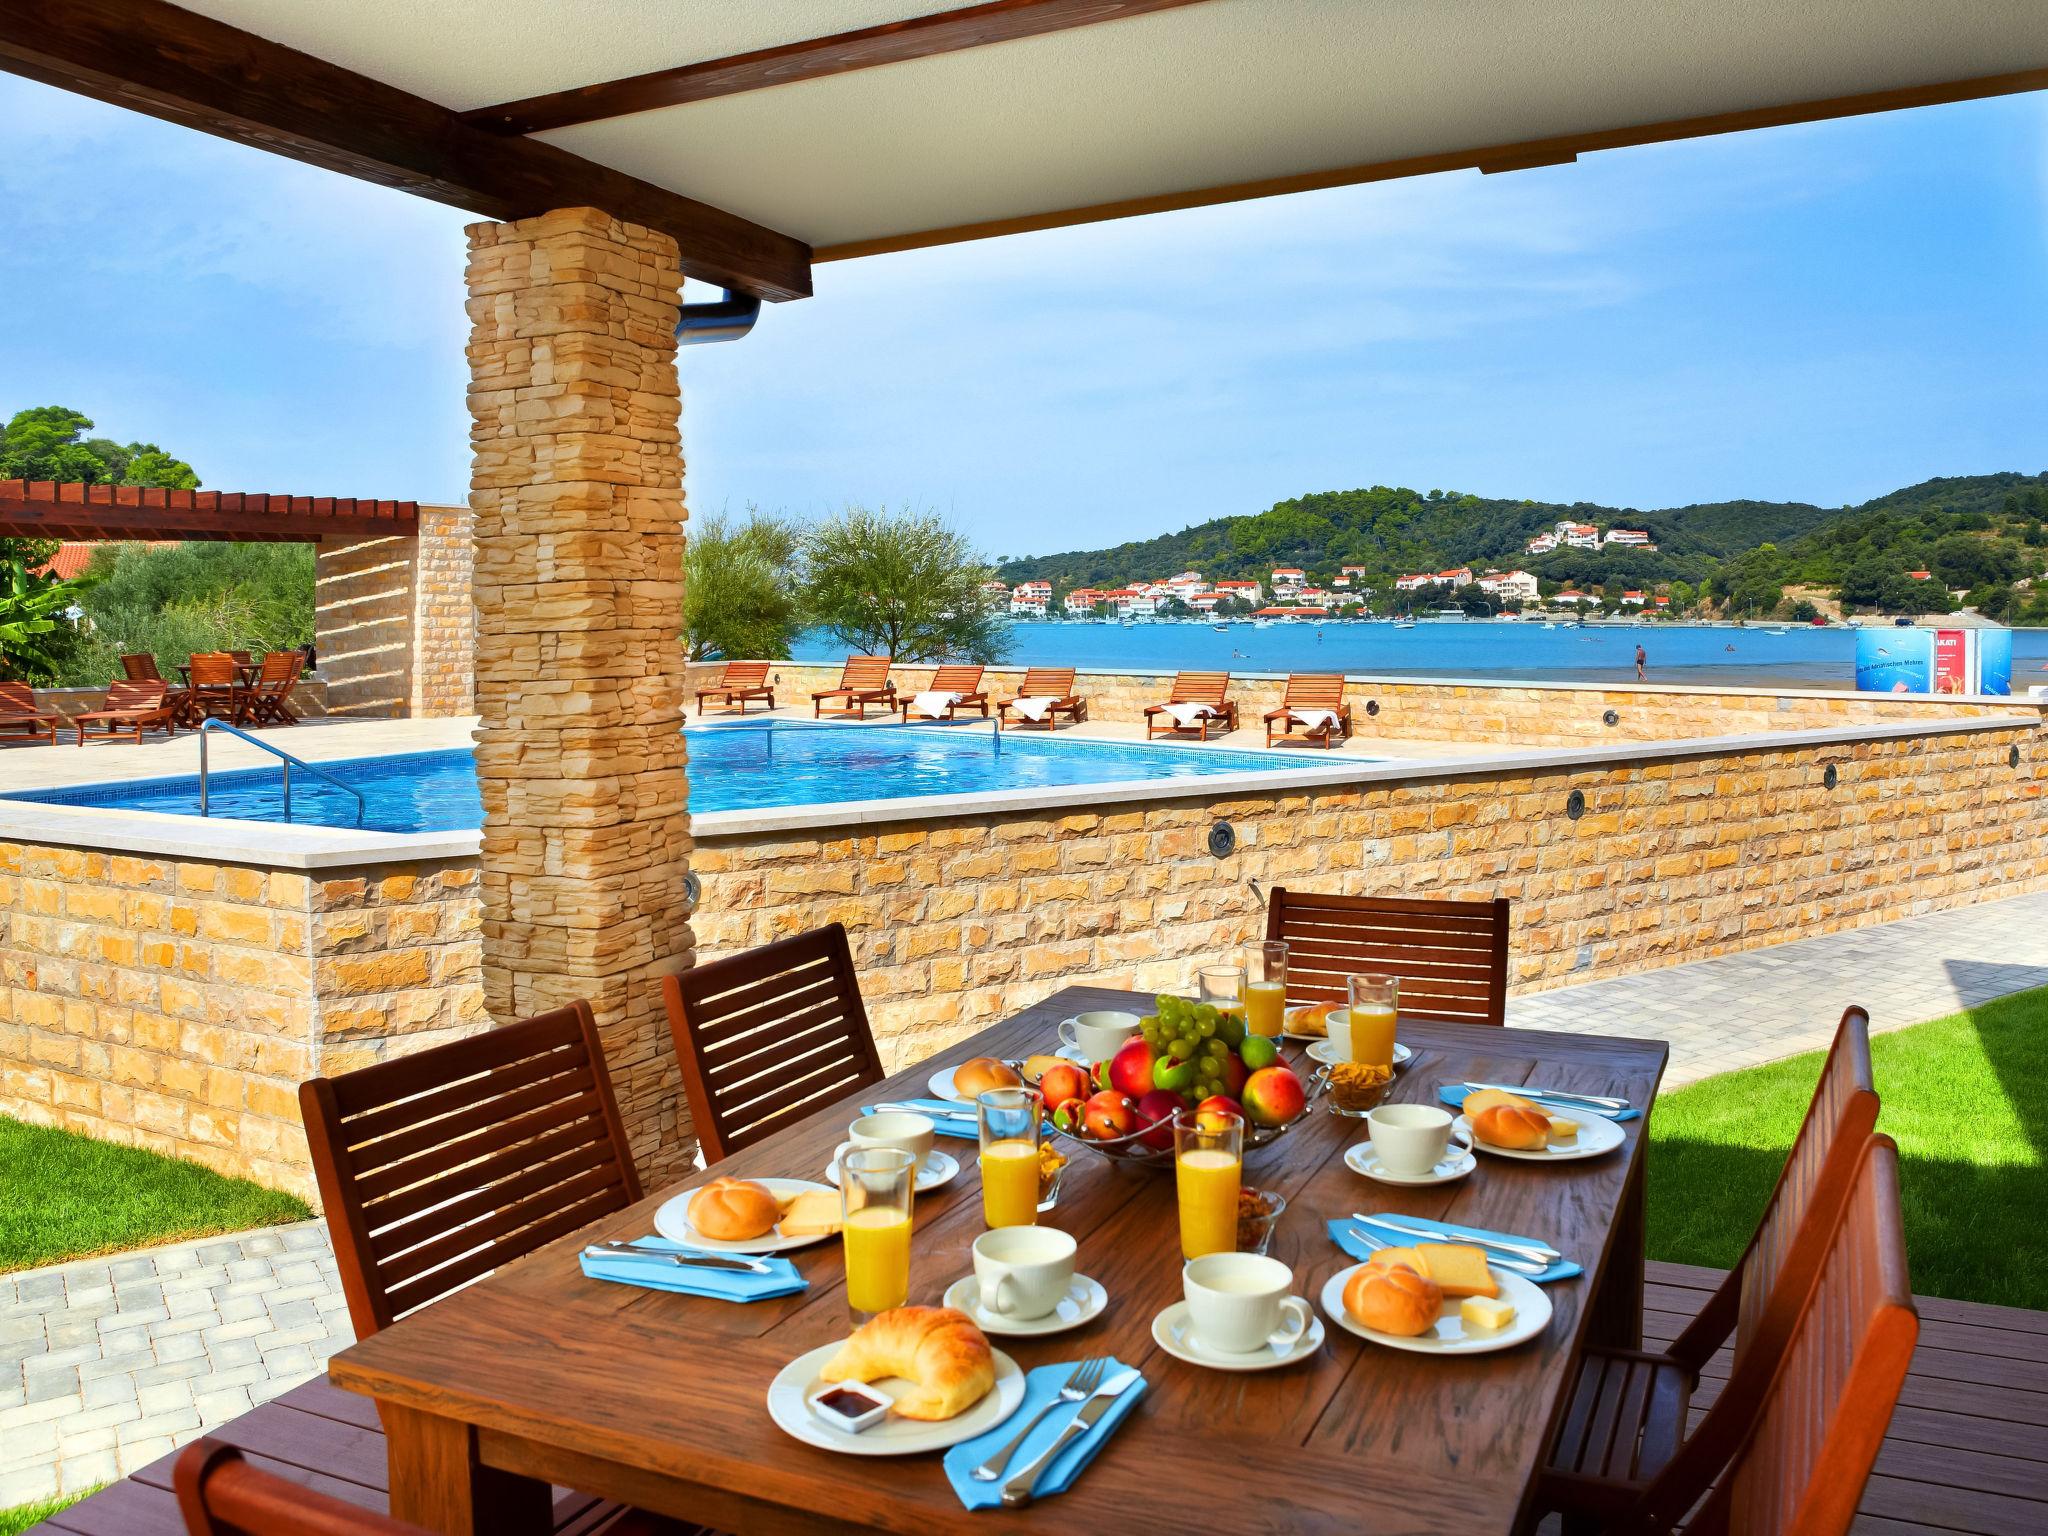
[[825, 1149, 960, 1194], [1149, 1299, 1324, 1372], [1306, 1039, 1413, 1068], [1343, 1140, 1477, 1186], [651, 1177, 838, 1254], [766, 1342, 1025, 1455], [1318, 1262, 1551, 1354], [940, 1273, 1108, 1336], [1452, 1111, 1625, 1161]]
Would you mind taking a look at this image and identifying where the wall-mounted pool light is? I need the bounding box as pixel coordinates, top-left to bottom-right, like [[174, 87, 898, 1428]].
[[1565, 790, 1586, 821], [1602, 709, 1620, 727], [1365, 700, 1381, 717], [1208, 821, 1237, 858], [2012, 745, 2023, 769], [1823, 764, 1839, 790], [684, 872, 702, 904]]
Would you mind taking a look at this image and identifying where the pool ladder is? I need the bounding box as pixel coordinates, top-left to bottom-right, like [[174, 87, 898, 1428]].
[[197, 719, 366, 827]]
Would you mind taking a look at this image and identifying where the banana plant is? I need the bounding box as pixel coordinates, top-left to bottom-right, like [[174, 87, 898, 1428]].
[[0, 560, 86, 681]]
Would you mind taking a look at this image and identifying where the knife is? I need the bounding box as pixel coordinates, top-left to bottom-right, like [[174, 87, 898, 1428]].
[[1346, 1225, 1549, 1278], [585, 1240, 773, 1274], [874, 1101, 976, 1121], [1462, 1081, 1629, 1113], [998, 1367, 1142, 1508], [1351, 1214, 1561, 1263]]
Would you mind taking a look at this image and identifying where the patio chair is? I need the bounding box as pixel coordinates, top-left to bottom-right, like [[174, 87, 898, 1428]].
[[1685, 1134, 1917, 1536], [1262, 673, 1350, 747], [898, 663, 988, 721], [696, 659, 775, 715], [811, 655, 896, 718], [122, 650, 198, 726], [1537, 1007, 1882, 1532], [1265, 888, 1511, 1025], [0, 680, 62, 746], [72, 679, 178, 746], [245, 650, 303, 726], [662, 923, 886, 1165], [188, 651, 251, 725], [996, 666, 1085, 730], [1144, 670, 1238, 740], [176, 1437, 429, 1534]]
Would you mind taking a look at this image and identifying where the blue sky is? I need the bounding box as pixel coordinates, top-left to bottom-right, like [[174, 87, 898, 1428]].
[[3, 73, 2044, 559]]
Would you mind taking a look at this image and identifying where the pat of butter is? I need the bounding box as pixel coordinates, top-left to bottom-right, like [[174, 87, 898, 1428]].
[[1545, 1115, 1579, 1142], [1460, 1296, 1517, 1333]]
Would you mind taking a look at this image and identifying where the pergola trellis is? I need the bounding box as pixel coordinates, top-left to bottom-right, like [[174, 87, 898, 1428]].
[[0, 479, 420, 543]]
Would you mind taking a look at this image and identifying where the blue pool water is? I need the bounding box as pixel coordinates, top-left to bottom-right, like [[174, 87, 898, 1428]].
[[6, 724, 1347, 834]]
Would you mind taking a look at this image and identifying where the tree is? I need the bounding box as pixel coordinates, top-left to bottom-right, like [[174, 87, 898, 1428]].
[[683, 509, 802, 661], [0, 405, 203, 566], [0, 562, 86, 682], [800, 505, 1006, 664], [1786, 598, 1821, 623]]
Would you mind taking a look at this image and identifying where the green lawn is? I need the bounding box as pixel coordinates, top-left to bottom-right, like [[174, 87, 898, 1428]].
[[0, 1117, 310, 1274], [0, 1492, 94, 1536], [1648, 987, 2048, 1311]]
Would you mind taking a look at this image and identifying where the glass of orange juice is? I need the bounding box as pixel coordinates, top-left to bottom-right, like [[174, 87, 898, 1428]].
[[977, 1087, 1042, 1229], [1244, 942, 1288, 1038], [1174, 1106, 1243, 1259], [1345, 973, 1399, 1069], [841, 1147, 915, 1324]]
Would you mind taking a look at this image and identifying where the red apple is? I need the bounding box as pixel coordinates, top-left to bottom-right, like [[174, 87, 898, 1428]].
[[1134, 1087, 1188, 1151], [1217, 1050, 1249, 1099], [1108, 1037, 1157, 1101], [1193, 1095, 1243, 1134], [1240, 1065, 1307, 1128], [1081, 1089, 1137, 1140], [1037, 1062, 1090, 1113]]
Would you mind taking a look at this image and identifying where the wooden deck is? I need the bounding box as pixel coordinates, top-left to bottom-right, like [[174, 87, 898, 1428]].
[[29, 1263, 2047, 1534]]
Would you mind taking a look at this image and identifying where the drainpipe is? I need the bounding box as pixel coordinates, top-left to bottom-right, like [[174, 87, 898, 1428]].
[[675, 287, 761, 346]]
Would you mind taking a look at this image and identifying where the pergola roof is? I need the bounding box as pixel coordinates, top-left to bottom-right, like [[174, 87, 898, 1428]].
[[5, 2, 2046, 300], [0, 480, 420, 543]]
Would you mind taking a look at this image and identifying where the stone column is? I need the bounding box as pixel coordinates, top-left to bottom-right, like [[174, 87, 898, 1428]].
[[409, 504, 476, 718], [464, 207, 693, 1180]]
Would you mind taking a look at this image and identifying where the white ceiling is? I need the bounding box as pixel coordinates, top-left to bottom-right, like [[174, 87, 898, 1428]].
[[178, 1, 2048, 256]]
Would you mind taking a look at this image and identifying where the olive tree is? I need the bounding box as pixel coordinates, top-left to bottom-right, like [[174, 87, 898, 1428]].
[[800, 505, 1005, 664]]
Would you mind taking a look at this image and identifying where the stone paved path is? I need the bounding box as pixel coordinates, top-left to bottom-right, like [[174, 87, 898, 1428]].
[[7, 889, 2047, 1503]]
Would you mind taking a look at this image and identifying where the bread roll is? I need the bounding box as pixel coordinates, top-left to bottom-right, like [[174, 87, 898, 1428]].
[[1462, 1087, 1536, 1120], [821, 1306, 995, 1421], [1472, 1102, 1552, 1150], [1289, 1004, 1334, 1039], [688, 1177, 780, 1241], [954, 1057, 1022, 1099], [1345, 1264, 1443, 1337]]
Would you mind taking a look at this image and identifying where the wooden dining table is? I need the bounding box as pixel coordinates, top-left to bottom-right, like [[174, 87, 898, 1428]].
[[326, 984, 1667, 1536]]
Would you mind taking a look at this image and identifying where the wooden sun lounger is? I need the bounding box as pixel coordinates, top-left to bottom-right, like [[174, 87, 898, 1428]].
[[0, 681, 63, 745], [812, 655, 896, 718], [72, 679, 177, 746], [1144, 670, 1238, 740], [696, 659, 775, 715], [1263, 673, 1351, 748], [996, 666, 1086, 730], [897, 663, 989, 721]]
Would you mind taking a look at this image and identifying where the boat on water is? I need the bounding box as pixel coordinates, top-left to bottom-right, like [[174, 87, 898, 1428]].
[[1211, 623, 1229, 632], [1392, 619, 1417, 629]]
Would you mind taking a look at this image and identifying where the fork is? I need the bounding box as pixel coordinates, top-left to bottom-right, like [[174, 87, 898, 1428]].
[[1345, 1224, 1548, 1278], [968, 1356, 1106, 1481]]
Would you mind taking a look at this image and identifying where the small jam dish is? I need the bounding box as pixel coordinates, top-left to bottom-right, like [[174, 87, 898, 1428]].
[[807, 1382, 892, 1434]]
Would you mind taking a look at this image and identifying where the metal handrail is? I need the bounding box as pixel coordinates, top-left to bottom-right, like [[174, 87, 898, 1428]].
[[198, 719, 366, 827]]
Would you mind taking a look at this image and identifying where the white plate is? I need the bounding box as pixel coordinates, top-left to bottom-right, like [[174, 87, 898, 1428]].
[[652, 1177, 839, 1254], [1343, 1140, 1477, 1187], [766, 1342, 1026, 1455], [1305, 1039, 1412, 1068], [825, 1149, 960, 1194], [940, 1274, 1108, 1337], [1452, 1112, 1625, 1161], [1319, 1262, 1551, 1354], [1281, 1005, 1333, 1042], [930, 1066, 968, 1102], [1149, 1299, 1324, 1372]]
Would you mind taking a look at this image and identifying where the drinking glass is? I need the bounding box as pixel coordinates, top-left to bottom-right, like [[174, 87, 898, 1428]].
[[840, 1147, 916, 1324], [1174, 1106, 1243, 1260], [1244, 942, 1288, 1038], [977, 1087, 1042, 1229], [1197, 965, 1247, 1034], [1346, 973, 1400, 1069]]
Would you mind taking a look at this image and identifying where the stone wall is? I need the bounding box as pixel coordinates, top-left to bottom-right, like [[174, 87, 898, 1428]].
[[409, 503, 475, 718], [313, 535, 416, 717]]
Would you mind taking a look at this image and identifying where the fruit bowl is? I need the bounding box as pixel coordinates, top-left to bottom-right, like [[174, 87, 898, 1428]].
[[1046, 1104, 1309, 1170]]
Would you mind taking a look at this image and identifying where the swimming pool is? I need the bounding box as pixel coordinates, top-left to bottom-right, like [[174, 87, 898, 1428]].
[[6, 723, 1352, 833]]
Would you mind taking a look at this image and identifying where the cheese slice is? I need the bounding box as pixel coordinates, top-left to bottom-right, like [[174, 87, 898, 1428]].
[[775, 1190, 843, 1237], [1546, 1115, 1580, 1142], [1412, 1243, 1500, 1299], [1460, 1295, 1517, 1333]]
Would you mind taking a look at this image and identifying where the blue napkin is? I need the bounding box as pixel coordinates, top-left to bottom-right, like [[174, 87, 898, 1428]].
[[1438, 1084, 1639, 1121], [943, 1358, 1145, 1510], [863, 1098, 980, 1139], [1328, 1216, 1583, 1284], [578, 1238, 808, 1301]]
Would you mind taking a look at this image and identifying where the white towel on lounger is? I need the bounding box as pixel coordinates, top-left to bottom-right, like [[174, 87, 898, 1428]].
[[1012, 696, 1057, 722], [1163, 702, 1216, 729], [1290, 708, 1341, 732], [908, 690, 960, 720]]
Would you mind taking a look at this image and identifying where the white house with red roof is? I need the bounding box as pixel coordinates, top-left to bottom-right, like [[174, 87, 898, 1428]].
[[1061, 586, 1105, 614], [1270, 566, 1305, 591], [1214, 578, 1263, 604], [1478, 570, 1539, 602], [1526, 532, 1559, 555], [1551, 588, 1598, 605], [1558, 522, 1601, 550]]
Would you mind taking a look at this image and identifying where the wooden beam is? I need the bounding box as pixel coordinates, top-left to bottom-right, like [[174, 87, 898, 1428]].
[[464, 0, 1213, 135], [0, 0, 811, 300], [0, 481, 421, 543]]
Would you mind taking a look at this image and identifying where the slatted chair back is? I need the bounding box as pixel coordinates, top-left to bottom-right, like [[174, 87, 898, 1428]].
[[1279, 673, 1346, 711], [1016, 666, 1076, 697], [0, 681, 37, 714], [838, 655, 892, 690], [927, 663, 985, 693], [1690, 1136, 1917, 1536], [722, 660, 771, 688], [1265, 888, 1510, 1024], [101, 679, 168, 712], [176, 1438, 429, 1536], [255, 651, 299, 686], [298, 1001, 643, 1338], [121, 653, 165, 682], [662, 923, 885, 1165], [189, 652, 241, 687], [229, 649, 254, 666], [1168, 671, 1230, 706]]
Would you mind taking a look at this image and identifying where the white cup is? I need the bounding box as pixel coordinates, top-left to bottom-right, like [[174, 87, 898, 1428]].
[[1324, 1008, 1351, 1059], [973, 1226, 1077, 1321], [1366, 1102, 1454, 1176], [1182, 1252, 1313, 1355], [835, 1112, 935, 1175], [1057, 1010, 1140, 1065]]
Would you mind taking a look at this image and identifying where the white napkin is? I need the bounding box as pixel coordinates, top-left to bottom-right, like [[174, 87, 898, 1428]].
[[909, 690, 960, 719], [1163, 701, 1216, 728], [1012, 695, 1057, 721], [1290, 708, 1341, 732]]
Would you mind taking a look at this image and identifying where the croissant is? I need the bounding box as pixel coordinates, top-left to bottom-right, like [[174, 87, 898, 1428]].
[[821, 1305, 995, 1421]]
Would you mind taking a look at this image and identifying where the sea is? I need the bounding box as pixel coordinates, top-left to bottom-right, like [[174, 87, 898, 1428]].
[[792, 619, 2048, 692]]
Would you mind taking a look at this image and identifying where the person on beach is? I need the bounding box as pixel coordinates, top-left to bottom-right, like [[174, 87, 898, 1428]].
[[1635, 644, 1647, 681]]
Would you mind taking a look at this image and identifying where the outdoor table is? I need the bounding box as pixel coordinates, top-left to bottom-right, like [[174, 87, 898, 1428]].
[[327, 984, 1666, 1535]]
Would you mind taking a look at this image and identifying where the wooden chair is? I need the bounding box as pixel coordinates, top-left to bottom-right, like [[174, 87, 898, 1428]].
[[297, 1000, 643, 1337], [176, 1438, 428, 1535], [1538, 1007, 1882, 1532], [1265, 888, 1510, 1025], [1686, 1134, 1918, 1536], [811, 655, 896, 718], [0, 680, 62, 745], [696, 659, 774, 715], [123, 653, 197, 725], [1262, 673, 1350, 747], [1144, 670, 1238, 740], [898, 663, 988, 721], [996, 666, 1086, 730], [73, 679, 178, 746], [662, 924, 886, 1165], [188, 652, 251, 725], [245, 651, 303, 726]]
